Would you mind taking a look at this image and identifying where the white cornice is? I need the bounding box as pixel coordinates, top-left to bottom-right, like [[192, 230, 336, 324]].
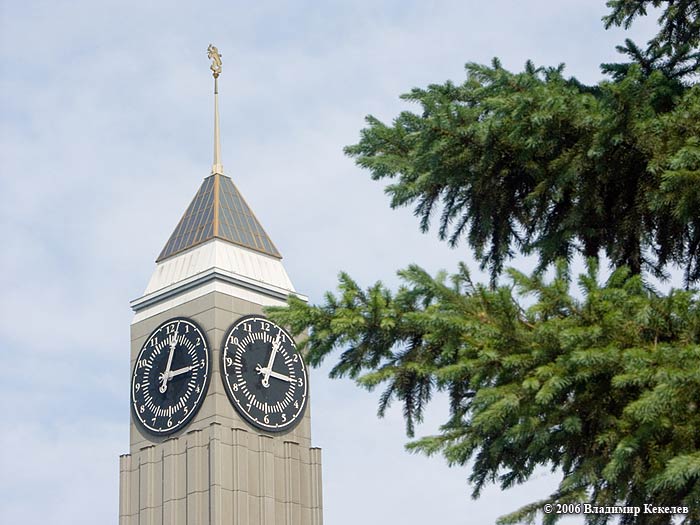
[[130, 269, 307, 324], [131, 238, 306, 323], [132, 266, 306, 311]]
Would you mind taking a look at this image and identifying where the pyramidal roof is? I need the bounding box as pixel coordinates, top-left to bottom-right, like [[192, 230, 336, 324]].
[[157, 46, 281, 263], [156, 173, 281, 262]]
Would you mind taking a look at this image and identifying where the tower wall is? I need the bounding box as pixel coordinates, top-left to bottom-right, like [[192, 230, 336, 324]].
[[119, 290, 323, 525]]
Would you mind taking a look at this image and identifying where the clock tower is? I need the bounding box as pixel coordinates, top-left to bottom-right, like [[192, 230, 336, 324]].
[[118, 46, 324, 525]]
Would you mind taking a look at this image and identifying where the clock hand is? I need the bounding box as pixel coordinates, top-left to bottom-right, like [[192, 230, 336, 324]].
[[255, 365, 293, 383], [268, 369, 294, 383], [159, 322, 180, 393], [261, 330, 282, 388], [167, 365, 194, 379]]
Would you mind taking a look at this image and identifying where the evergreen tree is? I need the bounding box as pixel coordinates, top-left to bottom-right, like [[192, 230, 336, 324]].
[[268, 2, 700, 523]]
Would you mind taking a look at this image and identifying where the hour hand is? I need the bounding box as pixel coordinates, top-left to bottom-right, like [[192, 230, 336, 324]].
[[256, 365, 293, 384], [168, 365, 194, 379], [268, 369, 293, 383], [159, 363, 191, 392]]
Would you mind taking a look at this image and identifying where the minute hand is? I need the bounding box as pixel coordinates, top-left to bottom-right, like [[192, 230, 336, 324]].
[[262, 331, 282, 388], [160, 322, 180, 393]]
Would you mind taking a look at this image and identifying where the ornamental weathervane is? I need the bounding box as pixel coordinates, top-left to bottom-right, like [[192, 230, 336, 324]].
[[207, 44, 222, 79], [208, 44, 223, 175]]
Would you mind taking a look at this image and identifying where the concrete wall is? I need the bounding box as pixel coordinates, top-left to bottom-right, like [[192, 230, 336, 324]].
[[119, 290, 323, 524]]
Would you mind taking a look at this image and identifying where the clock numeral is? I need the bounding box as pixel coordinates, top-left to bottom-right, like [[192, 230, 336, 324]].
[[138, 359, 148, 369], [140, 405, 145, 413], [281, 413, 287, 422], [298, 378, 303, 387], [293, 354, 298, 363], [149, 337, 158, 347], [200, 359, 205, 370], [260, 321, 270, 332], [184, 406, 189, 415], [228, 335, 239, 346], [232, 383, 238, 392], [264, 414, 269, 424], [196, 385, 201, 394], [294, 401, 299, 409], [225, 357, 233, 367], [151, 417, 156, 424], [135, 383, 140, 392], [185, 325, 190, 333], [167, 418, 172, 428], [165, 323, 176, 334], [246, 402, 252, 411], [243, 323, 252, 332], [196, 337, 201, 346]]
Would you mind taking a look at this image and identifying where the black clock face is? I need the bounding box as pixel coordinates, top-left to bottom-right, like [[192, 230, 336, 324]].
[[221, 315, 308, 432], [131, 317, 210, 435]]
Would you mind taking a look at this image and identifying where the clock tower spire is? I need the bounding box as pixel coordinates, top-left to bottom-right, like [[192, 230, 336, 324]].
[[208, 44, 224, 176], [118, 46, 324, 525]]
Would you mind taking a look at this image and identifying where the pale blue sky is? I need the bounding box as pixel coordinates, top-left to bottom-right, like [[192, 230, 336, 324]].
[[0, 1, 662, 524]]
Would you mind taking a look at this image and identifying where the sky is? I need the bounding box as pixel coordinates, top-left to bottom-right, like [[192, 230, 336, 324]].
[[0, 1, 664, 524]]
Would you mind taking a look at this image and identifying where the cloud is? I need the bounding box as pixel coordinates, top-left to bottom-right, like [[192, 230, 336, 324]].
[[0, 421, 124, 525]]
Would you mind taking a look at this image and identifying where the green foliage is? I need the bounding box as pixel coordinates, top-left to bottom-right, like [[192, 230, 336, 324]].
[[344, 2, 700, 285], [268, 262, 700, 523], [269, 2, 700, 523], [603, 0, 700, 52]]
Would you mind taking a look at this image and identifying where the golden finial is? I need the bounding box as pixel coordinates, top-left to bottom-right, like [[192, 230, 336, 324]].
[[207, 44, 222, 79]]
